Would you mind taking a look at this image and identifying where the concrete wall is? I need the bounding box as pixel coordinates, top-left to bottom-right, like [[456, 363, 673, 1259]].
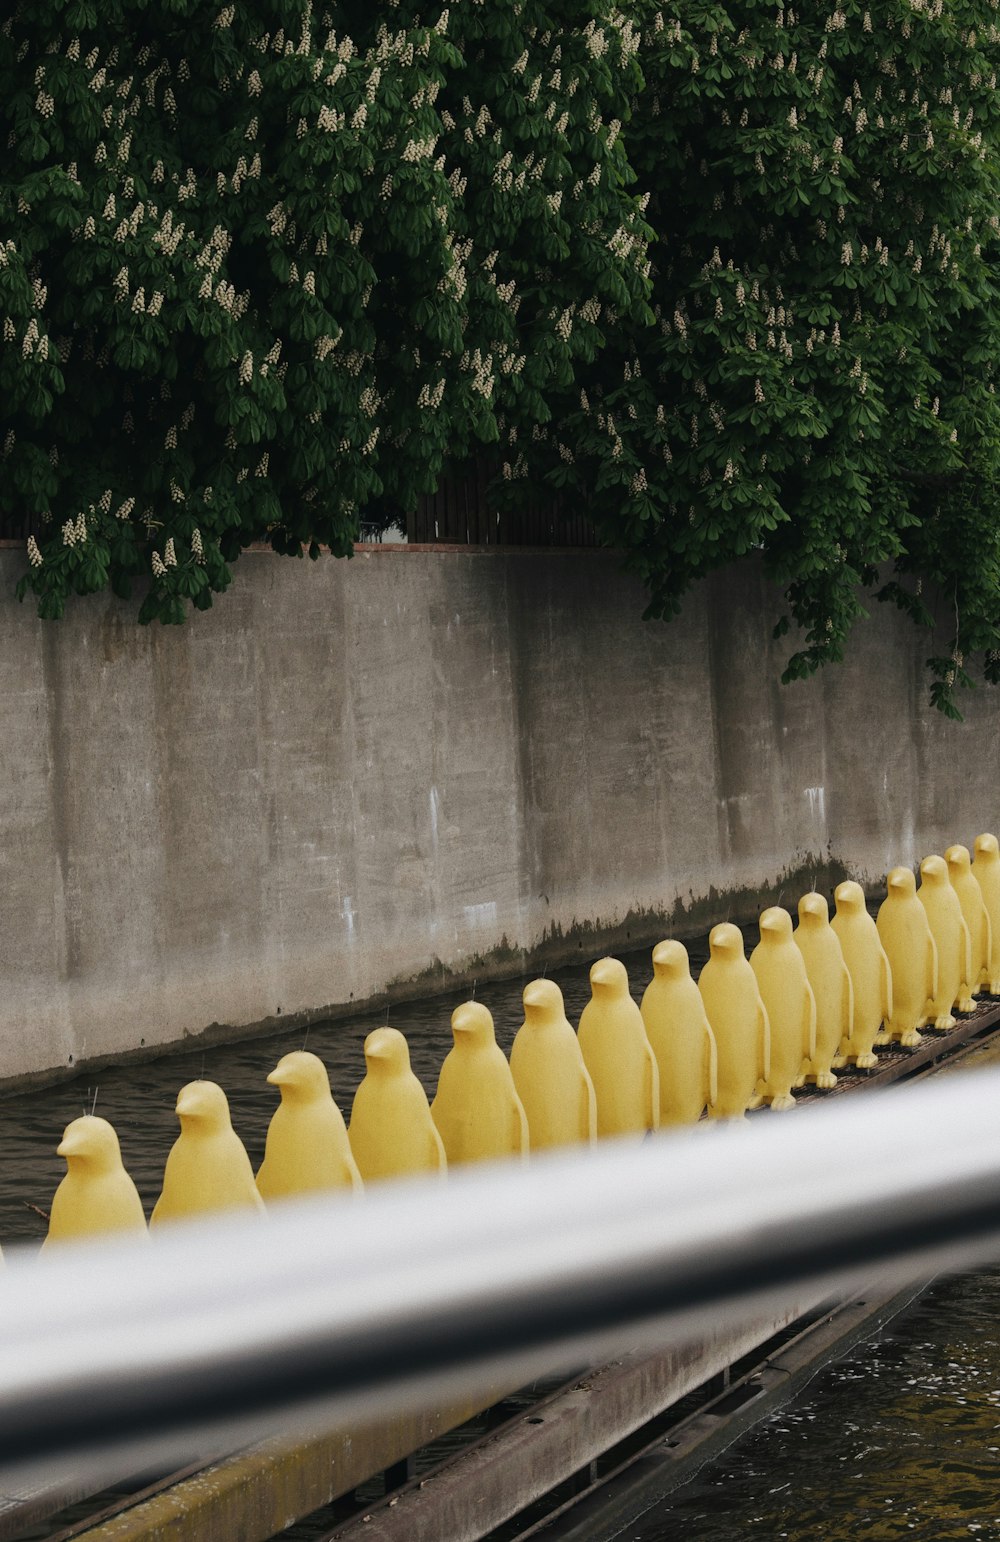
[[0, 546, 997, 1086]]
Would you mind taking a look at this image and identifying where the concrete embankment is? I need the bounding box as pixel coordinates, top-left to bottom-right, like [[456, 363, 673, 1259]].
[[0, 546, 997, 1087]]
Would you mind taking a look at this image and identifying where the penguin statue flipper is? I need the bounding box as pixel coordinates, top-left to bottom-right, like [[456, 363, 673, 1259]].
[[431, 1122, 447, 1175], [644, 1038, 660, 1132], [758, 1000, 771, 1086], [985, 907, 995, 991], [877, 942, 893, 1042], [704, 1018, 718, 1109], [512, 1094, 529, 1160], [581, 1068, 597, 1142], [957, 914, 976, 1012], [833, 959, 854, 1067]]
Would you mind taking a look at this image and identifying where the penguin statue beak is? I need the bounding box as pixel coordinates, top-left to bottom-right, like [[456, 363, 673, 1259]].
[[590, 960, 618, 987], [889, 873, 909, 891], [267, 1067, 289, 1088], [56, 1134, 82, 1159]]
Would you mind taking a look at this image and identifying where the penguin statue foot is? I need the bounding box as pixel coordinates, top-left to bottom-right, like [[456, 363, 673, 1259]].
[[854, 1051, 878, 1070], [813, 1069, 838, 1090], [793, 1071, 807, 1089], [916, 1014, 931, 1029], [990, 980, 1000, 997], [832, 1050, 848, 1069], [899, 1028, 923, 1047], [747, 1090, 766, 1112], [933, 1014, 956, 1032], [957, 997, 977, 1014], [874, 1029, 892, 1046], [767, 1091, 797, 1112]]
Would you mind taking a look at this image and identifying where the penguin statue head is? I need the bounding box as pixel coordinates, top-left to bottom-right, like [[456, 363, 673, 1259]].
[[887, 866, 916, 898], [522, 978, 566, 1027], [975, 832, 1000, 862], [919, 854, 948, 888], [834, 880, 866, 916], [175, 1080, 232, 1133], [57, 1115, 123, 1176], [651, 939, 690, 980], [797, 892, 829, 930], [267, 1051, 331, 1105], [450, 1001, 495, 1050], [945, 844, 972, 878], [708, 922, 745, 961], [588, 957, 629, 998], [758, 906, 793, 944], [363, 1027, 410, 1078]]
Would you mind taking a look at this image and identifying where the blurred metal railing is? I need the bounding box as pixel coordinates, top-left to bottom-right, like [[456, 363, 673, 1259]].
[[2, 1071, 1000, 1491]]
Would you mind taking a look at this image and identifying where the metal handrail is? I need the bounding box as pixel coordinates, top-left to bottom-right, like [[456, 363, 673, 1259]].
[[2, 1070, 1000, 1490]]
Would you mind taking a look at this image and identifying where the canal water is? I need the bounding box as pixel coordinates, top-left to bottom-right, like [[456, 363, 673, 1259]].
[[625, 1265, 1000, 1541]]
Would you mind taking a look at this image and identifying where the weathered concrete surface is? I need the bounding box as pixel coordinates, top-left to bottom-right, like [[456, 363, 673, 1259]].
[[0, 547, 997, 1085], [68, 1294, 824, 1542]]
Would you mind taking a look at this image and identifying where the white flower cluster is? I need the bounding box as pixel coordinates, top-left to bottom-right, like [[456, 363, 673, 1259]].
[[62, 511, 88, 547], [27, 536, 43, 567], [417, 379, 446, 410], [401, 135, 438, 162]]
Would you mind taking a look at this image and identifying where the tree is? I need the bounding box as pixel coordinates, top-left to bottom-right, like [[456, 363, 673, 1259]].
[[2, 0, 651, 622], [518, 0, 1000, 713]]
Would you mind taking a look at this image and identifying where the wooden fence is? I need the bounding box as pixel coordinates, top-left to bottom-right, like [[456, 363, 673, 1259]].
[[405, 459, 597, 547], [0, 465, 598, 549]]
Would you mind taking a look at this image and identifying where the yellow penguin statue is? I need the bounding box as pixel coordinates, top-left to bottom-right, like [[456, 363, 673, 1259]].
[[917, 855, 972, 1028], [348, 1028, 446, 1183], [151, 1081, 265, 1227], [698, 923, 770, 1120], [256, 1051, 362, 1201], [945, 845, 992, 1008], [793, 894, 853, 1089], [750, 908, 816, 1111], [640, 940, 718, 1127], [44, 1116, 147, 1247], [578, 958, 660, 1139], [876, 868, 937, 1047], [510, 979, 597, 1150], [831, 881, 893, 1068], [972, 834, 1000, 994], [431, 1002, 528, 1165]]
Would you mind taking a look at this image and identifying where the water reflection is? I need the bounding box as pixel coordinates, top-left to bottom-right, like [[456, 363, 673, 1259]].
[[631, 1268, 1000, 1541]]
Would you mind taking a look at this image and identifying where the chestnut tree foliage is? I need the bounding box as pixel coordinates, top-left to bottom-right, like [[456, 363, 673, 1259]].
[[3, 0, 1000, 710]]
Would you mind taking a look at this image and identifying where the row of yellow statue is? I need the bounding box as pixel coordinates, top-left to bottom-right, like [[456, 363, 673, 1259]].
[[40, 835, 1000, 1250]]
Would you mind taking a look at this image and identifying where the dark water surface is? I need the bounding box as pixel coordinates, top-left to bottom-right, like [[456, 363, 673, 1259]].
[[0, 939, 702, 1247], [624, 1266, 1000, 1542]]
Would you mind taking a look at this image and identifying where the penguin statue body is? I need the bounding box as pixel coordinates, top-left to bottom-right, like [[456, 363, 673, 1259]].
[[946, 844, 992, 1004], [750, 908, 816, 1110], [432, 1002, 528, 1164], [256, 1051, 362, 1201], [44, 1116, 147, 1247], [578, 958, 659, 1138], [640, 940, 718, 1127], [510, 980, 596, 1150], [876, 868, 937, 1046], [151, 1081, 265, 1227], [698, 923, 770, 1120], [832, 881, 892, 1068], [972, 833, 1000, 994], [917, 855, 971, 1027], [793, 893, 853, 1089], [348, 1028, 446, 1183]]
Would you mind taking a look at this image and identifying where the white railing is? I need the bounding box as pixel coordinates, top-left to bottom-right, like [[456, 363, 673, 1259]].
[[3, 1070, 1000, 1490]]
